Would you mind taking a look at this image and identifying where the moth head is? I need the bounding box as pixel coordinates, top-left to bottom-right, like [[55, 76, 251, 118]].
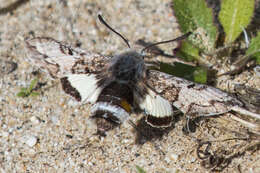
[[98, 14, 191, 83]]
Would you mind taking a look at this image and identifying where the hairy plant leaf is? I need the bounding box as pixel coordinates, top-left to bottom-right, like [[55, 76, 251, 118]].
[[219, 0, 254, 44], [246, 31, 260, 64], [172, 0, 218, 52]]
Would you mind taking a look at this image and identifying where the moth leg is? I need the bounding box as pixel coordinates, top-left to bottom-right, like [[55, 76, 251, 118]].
[[184, 116, 194, 133], [185, 108, 260, 133], [184, 107, 231, 133]]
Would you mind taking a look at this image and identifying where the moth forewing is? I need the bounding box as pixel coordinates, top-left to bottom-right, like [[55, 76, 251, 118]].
[[25, 37, 109, 78], [148, 70, 260, 131]]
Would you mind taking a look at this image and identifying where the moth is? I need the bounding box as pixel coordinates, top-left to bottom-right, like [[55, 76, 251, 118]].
[[24, 15, 260, 134]]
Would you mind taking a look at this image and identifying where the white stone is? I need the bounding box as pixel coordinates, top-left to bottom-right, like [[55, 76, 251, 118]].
[[1, 131, 9, 137], [23, 135, 38, 147], [30, 116, 40, 124], [51, 115, 60, 125]]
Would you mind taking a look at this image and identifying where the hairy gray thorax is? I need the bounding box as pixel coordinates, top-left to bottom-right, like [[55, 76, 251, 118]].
[[109, 51, 146, 84]]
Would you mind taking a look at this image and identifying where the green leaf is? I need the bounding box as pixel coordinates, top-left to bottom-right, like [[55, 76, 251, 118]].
[[176, 41, 200, 61], [172, 0, 218, 52], [246, 31, 260, 64], [20, 88, 27, 92], [136, 165, 146, 173], [28, 78, 38, 92], [160, 62, 207, 84], [17, 92, 28, 97], [30, 92, 40, 97], [219, 0, 254, 44], [193, 68, 207, 84], [17, 78, 39, 98]]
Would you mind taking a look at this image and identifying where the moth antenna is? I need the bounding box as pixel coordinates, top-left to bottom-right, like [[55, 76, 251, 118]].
[[98, 14, 131, 48], [141, 32, 192, 54]]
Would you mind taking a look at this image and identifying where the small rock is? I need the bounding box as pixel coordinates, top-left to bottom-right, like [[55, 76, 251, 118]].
[[1, 131, 9, 137], [165, 152, 179, 163], [67, 99, 78, 107], [30, 116, 40, 124], [23, 135, 38, 147], [254, 66, 260, 77], [51, 115, 60, 125]]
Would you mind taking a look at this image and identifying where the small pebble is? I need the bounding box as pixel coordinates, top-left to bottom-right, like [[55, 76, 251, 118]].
[[1, 131, 9, 138], [30, 116, 40, 124], [254, 66, 260, 77], [51, 115, 60, 125], [165, 153, 179, 163], [67, 99, 78, 107], [23, 135, 38, 147]]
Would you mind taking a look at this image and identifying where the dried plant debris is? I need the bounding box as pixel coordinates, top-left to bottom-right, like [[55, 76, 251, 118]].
[[197, 138, 260, 171], [234, 84, 260, 118]]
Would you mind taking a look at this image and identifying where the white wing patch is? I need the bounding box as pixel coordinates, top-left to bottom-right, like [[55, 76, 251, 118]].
[[136, 88, 173, 118], [65, 74, 102, 103]]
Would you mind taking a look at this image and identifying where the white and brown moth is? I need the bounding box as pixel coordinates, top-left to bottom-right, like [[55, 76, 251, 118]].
[[24, 15, 260, 134]]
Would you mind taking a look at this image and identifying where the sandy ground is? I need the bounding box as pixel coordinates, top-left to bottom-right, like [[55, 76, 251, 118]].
[[0, 0, 259, 172]]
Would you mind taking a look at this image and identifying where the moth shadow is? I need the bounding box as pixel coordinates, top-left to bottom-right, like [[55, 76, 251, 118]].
[[182, 115, 224, 135], [131, 114, 182, 144]]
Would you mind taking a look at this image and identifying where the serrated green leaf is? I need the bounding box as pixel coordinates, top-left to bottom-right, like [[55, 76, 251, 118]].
[[246, 31, 260, 64], [177, 41, 200, 61], [136, 165, 146, 173], [172, 0, 218, 52], [219, 0, 254, 44]]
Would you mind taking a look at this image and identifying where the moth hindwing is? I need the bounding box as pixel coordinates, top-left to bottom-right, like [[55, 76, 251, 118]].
[[25, 37, 176, 132]]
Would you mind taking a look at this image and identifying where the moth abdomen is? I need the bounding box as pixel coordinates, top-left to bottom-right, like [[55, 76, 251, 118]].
[[91, 82, 134, 125]]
